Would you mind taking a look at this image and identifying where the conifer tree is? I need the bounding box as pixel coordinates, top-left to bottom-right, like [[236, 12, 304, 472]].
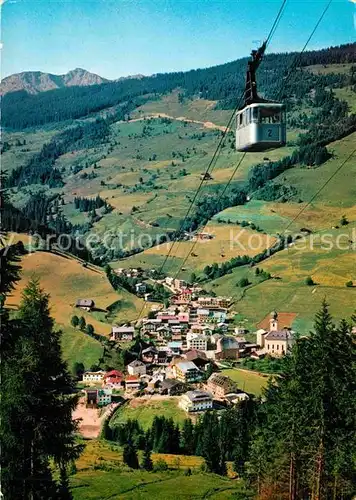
[[123, 442, 139, 469], [78, 316, 86, 330], [248, 302, 356, 499], [1, 278, 83, 499], [141, 445, 153, 471]]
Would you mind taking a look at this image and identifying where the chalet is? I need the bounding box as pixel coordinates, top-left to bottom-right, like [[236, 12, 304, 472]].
[[178, 289, 193, 302], [142, 319, 162, 332], [196, 296, 231, 309], [76, 299, 95, 311], [167, 341, 183, 356], [174, 361, 202, 383], [207, 373, 236, 399], [103, 370, 123, 388], [156, 326, 171, 341], [141, 346, 158, 364], [197, 308, 210, 323], [82, 370, 106, 383], [160, 379, 185, 396], [157, 314, 177, 323], [127, 360, 146, 376], [111, 325, 135, 341], [125, 375, 141, 391], [179, 390, 213, 412]]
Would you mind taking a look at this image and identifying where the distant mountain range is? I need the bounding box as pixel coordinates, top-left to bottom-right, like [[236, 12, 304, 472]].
[[0, 68, 109, 95]]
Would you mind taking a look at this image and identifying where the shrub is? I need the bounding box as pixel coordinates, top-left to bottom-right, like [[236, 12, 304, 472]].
[[238, 277, 250, 288], [154, 459, 168, 472], [71, 315, 79, 327]]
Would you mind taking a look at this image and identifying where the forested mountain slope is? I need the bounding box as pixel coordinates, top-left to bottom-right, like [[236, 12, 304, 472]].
[[2, 43, 355, 129], [1, 43, 355, 332]]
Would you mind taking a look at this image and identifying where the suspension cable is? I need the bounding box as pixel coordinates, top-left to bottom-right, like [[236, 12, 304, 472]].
[[171, 0, 334, 282], [133, 0, 289, 322]]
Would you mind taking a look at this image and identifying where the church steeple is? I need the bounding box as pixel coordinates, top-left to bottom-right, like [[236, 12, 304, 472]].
[[269, 310, 278, 331]]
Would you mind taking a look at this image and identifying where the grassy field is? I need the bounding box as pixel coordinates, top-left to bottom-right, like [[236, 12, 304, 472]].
[[274, 133, 356, 208], [210, 230, 356, 333], [110, 397, 187, 430], [305, 63, 354, 75], [7, 251, 148, 336], [122, 222, 276, 277], [60, 325, 103, 372], [71, 440, 250, 500], [220, 368, 269, 396]]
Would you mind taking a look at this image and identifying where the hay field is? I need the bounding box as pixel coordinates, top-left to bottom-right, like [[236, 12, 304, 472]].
[[7, 251, 147, 335], [139, 223, 276, 271]]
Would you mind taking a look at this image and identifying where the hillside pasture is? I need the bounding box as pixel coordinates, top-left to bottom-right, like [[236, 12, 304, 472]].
[[220, 368, 269, 396], [124, 223, 276, 276], [109, 396, 187, 430], [257, 312, 297, 330], [208, 219, 356, 331], [7, 251, 147, 335], [71, 440, 250, 500]]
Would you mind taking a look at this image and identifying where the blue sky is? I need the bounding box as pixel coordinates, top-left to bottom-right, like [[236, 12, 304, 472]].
[[1, 0, 355, 79]]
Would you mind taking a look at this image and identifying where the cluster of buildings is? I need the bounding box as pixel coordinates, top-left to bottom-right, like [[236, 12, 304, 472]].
[[82, 359, 249, 413], [80, 272, 295, 415], [135, 293, 247, 362]]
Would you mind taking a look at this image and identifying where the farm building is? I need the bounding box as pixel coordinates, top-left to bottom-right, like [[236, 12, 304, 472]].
[[76, 298, 95, 311], [111, 325, 135, 341]]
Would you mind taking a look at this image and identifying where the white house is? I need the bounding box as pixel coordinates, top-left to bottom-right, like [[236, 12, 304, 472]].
[[127, 360, 146, 376], [186, 333, 208, 351], [179, 390, 213, 412], [82, 371, 106, 383]]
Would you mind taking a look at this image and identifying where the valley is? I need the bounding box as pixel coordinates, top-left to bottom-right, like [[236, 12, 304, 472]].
[[2, 37, 356, 500]]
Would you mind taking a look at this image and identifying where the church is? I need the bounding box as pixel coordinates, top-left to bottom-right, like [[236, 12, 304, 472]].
[[256, 311, 295, 357]]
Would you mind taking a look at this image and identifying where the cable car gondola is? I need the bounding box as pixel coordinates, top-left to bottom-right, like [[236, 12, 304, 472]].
[[235, 41, 286, 152]]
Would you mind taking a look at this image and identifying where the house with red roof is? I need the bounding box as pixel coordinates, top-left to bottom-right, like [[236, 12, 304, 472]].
[[103, 370, 124, 388], [125, 375, 141, 391]]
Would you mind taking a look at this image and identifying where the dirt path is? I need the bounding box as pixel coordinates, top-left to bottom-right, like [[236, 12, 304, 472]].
[[132, 216, 155, 230], [72, 396, 118, 439], [122, 113, 227, 132]]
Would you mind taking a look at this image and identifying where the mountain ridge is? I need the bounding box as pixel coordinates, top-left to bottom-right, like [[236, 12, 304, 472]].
[[0, 67, 109, 95]]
